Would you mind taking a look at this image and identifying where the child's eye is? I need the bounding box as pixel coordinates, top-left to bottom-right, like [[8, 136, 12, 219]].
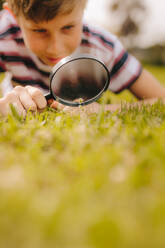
[[62, 25, 74, 31], [32, 29, 47, 33]]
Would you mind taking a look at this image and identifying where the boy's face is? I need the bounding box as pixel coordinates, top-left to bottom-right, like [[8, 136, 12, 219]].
[[16, 5, 84, 66]]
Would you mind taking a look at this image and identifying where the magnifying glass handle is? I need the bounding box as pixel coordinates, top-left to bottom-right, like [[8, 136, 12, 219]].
[[44, 93, 52, 100]]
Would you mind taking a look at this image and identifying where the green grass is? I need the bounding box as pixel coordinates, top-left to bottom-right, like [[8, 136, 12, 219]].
[[0, 64, 165, 248]]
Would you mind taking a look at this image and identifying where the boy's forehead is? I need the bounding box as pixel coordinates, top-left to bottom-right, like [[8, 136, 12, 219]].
[[21, 4, 84, 27]]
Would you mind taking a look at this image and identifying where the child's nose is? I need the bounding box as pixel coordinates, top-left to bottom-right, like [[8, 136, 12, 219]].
[[46, 36, 62, 54]]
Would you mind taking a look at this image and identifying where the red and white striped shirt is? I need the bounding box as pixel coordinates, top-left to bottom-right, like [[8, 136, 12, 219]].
[[0, 10, 142, 96]]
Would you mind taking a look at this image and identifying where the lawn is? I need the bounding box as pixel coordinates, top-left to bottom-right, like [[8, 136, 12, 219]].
[[0, 64, 165, 248]]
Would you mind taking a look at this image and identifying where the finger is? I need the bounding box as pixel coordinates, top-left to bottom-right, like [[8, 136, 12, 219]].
[[14, 86, 37, 111], [62, 106, 80, 115], [0, 97, 9, 116], [62, 106, 71, 112], [11, 100, 26, 118], [6, 92, 26, 117], [50, 100, 58, 109], [25, 86, 47, 109], [50, 100, 65, 110]]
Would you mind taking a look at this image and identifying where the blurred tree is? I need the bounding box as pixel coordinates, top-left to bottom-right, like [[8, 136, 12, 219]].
[[110, 0, 146, 47], [109, 0, 165, 64], [0, 0, 4, 10]]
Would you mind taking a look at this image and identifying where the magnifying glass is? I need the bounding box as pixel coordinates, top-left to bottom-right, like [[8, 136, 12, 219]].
[[45, 54, 110, 107]]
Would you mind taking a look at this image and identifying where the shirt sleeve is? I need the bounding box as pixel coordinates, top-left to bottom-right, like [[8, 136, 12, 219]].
[[0, 56, 6, 73], [108, 37, 142, 93]]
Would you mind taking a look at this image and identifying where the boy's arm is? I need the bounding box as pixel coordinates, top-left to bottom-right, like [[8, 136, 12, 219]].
[[129, 69, 165, 99], [104, 70, 165, 112], [52, 69, 165, 114]]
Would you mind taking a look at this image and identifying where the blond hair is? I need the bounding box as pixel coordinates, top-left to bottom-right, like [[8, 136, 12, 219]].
[[7, 0, 87, 22]]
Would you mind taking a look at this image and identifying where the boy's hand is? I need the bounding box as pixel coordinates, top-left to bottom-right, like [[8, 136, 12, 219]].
[[63, 102, 101, 114], [50, 100, 102, 114], [50, 100, 122, 114], [0, 86, 47, 117]]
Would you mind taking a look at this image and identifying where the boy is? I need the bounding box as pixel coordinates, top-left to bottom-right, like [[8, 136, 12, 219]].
[[0, 0, 165, 117]]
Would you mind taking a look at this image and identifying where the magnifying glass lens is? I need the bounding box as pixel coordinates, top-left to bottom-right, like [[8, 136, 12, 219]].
[[50, 57, 109, 105]]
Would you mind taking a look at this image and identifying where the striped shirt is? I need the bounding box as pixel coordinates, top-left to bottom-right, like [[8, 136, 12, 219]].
[[0, 10, 142, 96]]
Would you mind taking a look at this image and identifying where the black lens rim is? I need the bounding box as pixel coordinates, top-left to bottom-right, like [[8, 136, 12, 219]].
[[49, 56, 110, 107]]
